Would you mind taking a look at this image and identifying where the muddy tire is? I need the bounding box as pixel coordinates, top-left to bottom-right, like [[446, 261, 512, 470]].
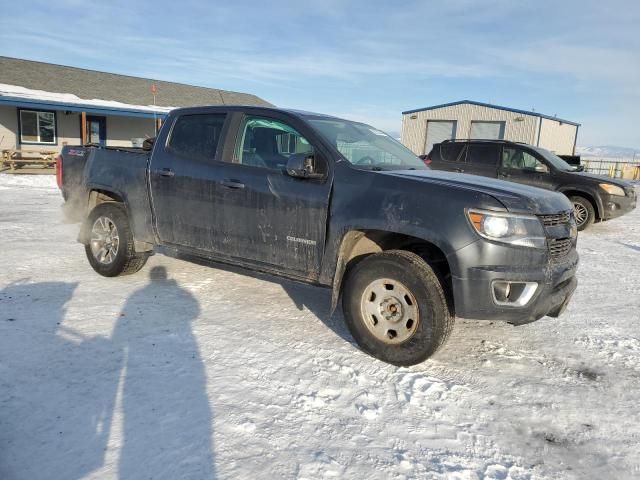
[[84, 203, 149, 277], [341, 250, 454, 366], [570, 195, 595, 231]]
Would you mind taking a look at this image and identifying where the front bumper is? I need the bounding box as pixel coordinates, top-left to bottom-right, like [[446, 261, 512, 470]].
[[450, 241, 579, 325], [600, 188, 637, 221]]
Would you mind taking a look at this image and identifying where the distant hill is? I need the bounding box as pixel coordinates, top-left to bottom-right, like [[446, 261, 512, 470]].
[[576, 145, 639, 159]]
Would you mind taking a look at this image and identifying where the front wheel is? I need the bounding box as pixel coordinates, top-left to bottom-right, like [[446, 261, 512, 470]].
[[341, 250, 455, 366], [84, 203, 149, 277], [570, 195, 595, 231]]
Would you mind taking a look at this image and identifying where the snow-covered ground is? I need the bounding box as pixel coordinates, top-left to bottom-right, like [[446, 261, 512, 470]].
[[1, 174, 639, 480]]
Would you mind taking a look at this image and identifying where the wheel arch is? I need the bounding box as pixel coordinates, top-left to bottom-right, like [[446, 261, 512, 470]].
[[80, 189, 153, 253], [87, 188, 128, 213], [79, 189, 127, 244], [330, 229, 454, 315], [560, 188, 601, 220]]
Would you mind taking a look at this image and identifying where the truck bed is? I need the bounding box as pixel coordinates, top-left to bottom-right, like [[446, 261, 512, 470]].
[[60, 145, 150, 223]]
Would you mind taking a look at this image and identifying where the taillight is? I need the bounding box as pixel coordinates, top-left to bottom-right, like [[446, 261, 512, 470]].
[[55, 155, 63, 189], [424, 153, 432, 166]]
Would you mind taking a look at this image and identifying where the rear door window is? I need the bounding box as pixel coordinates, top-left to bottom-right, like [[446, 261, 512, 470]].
[[467, 144, 499, 167], [167, 114, 227, 162], [440, 143, 466, 162]]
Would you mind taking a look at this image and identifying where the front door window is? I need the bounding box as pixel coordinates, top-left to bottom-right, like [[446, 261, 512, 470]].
[[233, 116, 313, 170], [502, 147, 548, 173]]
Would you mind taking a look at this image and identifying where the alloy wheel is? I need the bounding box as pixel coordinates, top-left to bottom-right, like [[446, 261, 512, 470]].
[[90, 216, 120, 265], [573, 202, 588, 228]]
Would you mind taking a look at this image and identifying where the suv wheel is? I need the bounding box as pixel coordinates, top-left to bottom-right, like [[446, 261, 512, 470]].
[[341, 250, 454, 366], [570, 195, 595, 231]]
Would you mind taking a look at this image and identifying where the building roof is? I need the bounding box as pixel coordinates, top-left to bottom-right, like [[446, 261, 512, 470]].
[[0, 56, 271, 111], [402, 100, 580, 126]]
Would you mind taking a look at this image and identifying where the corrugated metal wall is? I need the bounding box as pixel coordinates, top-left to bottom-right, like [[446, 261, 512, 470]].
[[538, 118, 578, 155], [401, 103, 577, 155]]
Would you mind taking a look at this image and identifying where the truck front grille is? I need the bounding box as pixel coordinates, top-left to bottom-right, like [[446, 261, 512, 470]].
[[548, 238, 572, 260], [539, 211, 571, 227]]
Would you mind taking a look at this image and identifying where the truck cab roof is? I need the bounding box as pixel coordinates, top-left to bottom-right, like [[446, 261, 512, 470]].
[[167, 105, 351, 123]]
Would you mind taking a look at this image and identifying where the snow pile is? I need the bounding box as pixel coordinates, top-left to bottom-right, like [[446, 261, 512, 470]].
[[1, 174, 639, 479], [0, 83, 176, 114]]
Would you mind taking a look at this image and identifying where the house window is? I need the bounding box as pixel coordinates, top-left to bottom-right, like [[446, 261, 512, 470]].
[[19, 110, 56, 144]]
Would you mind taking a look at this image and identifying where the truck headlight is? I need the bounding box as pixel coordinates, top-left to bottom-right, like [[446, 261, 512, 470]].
[[599, 183, 625, 196], [466, 209, 546, 249]]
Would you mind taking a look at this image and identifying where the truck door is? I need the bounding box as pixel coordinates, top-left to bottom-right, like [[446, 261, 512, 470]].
[[148, 112, 229, 251], [498, 146, 555, 190], [213, 114, 332, 277]]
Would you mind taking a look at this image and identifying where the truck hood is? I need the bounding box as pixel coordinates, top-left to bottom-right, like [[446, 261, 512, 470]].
[[382, 170, 572, 215]]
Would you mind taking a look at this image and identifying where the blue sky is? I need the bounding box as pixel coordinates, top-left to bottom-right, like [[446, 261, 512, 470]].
[[1, 0, 638, 147]]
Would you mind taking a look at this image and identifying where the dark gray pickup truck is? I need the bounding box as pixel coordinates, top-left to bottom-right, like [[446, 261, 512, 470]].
[[57, 106, 579, 365]]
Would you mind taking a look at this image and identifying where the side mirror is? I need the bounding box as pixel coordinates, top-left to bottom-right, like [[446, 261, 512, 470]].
[[575, 165, 585, 172], [535, 164, 549, 173], [142, 137, 155, 151], [286, 153, 323, 179]]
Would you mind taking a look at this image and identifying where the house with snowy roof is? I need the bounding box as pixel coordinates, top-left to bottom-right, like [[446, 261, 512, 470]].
[[0, 56, 270, 153]]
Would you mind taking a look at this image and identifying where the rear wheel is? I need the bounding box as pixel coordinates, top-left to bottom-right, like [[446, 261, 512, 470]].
[[570, 195, 595, 231], [341, 250, 454, 366], [84, 203, 149, 277]]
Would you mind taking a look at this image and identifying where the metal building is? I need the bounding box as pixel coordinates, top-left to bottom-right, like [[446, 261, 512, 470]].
[[401, 100, 580, 156]]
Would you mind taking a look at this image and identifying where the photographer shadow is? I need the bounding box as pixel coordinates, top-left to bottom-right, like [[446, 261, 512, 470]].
[[0, 280, 118, 480], [113, 266, 215, 479], [0, 269, 216, 480]]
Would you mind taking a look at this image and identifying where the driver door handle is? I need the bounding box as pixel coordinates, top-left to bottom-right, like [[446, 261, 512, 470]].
[[454, 168, 464, 173], [220, 179, 245, 189], [154, 168, 175, 178]]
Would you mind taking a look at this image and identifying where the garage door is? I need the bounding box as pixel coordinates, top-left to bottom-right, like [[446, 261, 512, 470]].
[[470, 121, 505, 140], [424, 121, 456, 154]]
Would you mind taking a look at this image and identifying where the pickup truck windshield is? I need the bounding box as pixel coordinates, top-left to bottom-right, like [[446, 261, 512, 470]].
[[531, 146, 578, 172], [307, 117, 427, 170]]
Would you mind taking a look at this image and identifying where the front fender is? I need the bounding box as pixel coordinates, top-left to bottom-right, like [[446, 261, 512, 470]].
[[324, 222, 476, 315], [320, 164, 511, 314]]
